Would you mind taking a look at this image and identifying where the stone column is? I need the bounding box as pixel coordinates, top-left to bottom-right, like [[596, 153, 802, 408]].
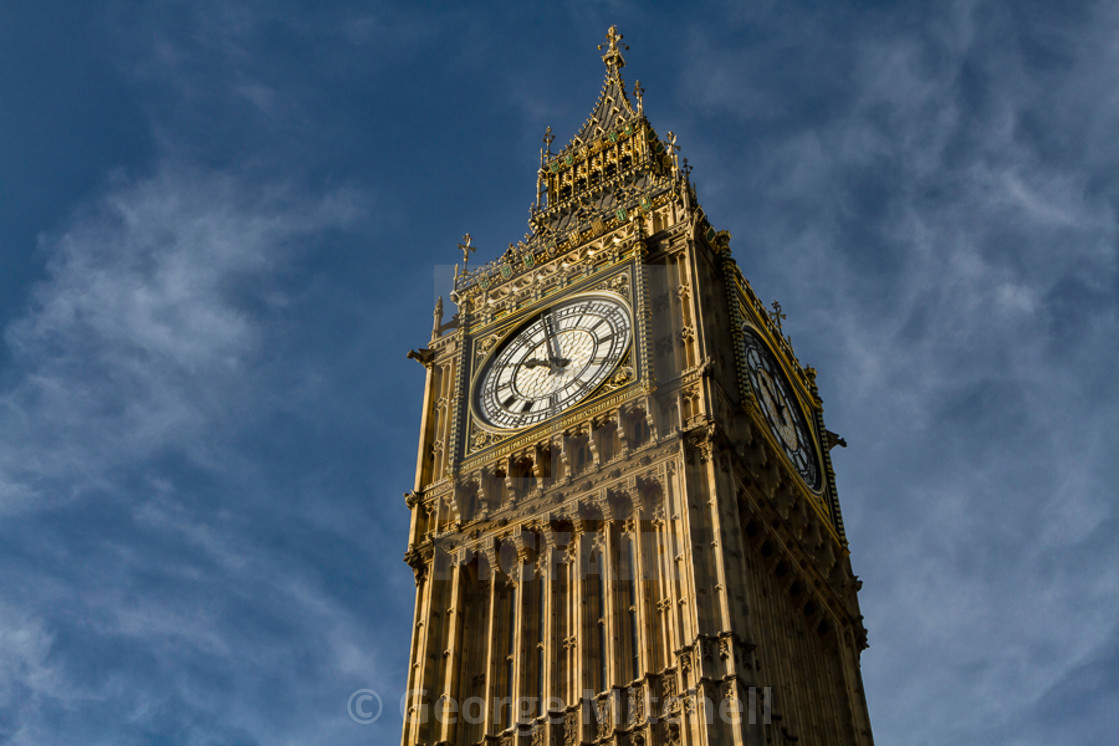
[[600, 512, 617, 693], [438, 552, 465, 743], [568, 521, 586, 742], [401, 551, 434, 745], [511, 542, 530, 728], [481, 555, 500, 737], [538, 539, 554, 721]]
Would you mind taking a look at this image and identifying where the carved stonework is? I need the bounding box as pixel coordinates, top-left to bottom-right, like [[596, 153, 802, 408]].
[[594, 697, 612, 739], [603, 365, 635, 393], [478, 334, 498, 355], [702, 637, 716, 663], [609, 272, 632, 298], [471, 429, 496, 451], [627, 685, 645, 726], [679, 649, 692, 680], [720, 680, 738, 720], [661, 674, 678, 714], [564, 710, 580, 746]]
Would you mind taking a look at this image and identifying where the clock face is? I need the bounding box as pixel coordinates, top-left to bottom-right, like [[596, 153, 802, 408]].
[[475, 294, 632, 430], [741, 327, 820, 490]]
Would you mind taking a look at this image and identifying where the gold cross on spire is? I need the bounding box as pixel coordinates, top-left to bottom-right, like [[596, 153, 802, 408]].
[[598, 25, 628, 69], [458, 234, 476, 268], [599, 25, 625, 54], [769, 300, 787, 330]]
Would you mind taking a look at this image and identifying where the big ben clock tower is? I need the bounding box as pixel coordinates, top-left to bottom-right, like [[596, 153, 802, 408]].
[[402, 27, 874, 746]]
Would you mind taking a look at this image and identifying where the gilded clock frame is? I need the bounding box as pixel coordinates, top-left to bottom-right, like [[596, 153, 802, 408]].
[[726, 272, 845, 543], [459, 260, 653, 469], [469, 289, 634, 432]]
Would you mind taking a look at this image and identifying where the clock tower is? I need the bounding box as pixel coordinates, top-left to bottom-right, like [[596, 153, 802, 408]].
[[402, 27, 874, 746]]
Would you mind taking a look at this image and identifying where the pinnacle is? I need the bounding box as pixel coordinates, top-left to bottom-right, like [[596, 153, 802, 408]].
[[557, 26, 640, 153]]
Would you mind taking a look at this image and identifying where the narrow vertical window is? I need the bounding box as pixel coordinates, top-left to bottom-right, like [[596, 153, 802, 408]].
[[536, 567, 546, 715], [556, 559, 568, 705], [506, 581, 517, 724], [593, 549, 607, 692], [626, 534, 640, 681]]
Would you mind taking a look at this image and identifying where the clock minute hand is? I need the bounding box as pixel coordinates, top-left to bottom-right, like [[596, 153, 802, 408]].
[[543, 313, 568, 369], [769, 382, 788, 419]]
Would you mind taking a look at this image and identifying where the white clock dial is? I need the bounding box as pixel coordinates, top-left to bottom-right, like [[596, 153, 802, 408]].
[[475, 294, 632, 430]]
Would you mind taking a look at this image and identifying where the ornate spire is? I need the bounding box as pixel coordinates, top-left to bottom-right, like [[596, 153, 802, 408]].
[[522, 26, 679, 237], [568, 26, 640, 147], [454, 27, 682, 296]]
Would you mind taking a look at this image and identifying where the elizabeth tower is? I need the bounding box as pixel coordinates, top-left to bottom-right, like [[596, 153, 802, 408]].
[[402, 28, 874, 746]]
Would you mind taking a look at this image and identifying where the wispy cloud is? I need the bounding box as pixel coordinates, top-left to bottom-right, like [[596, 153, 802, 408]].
[[678, 1, 1119, 742], [0, 165, 360, 512], [0, 163, 394, 743]]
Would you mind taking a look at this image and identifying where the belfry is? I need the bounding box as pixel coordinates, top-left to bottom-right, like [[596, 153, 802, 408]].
[[402, 27, 874, 745]]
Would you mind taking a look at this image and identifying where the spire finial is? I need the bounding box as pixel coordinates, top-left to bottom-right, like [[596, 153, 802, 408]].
[[770, 300, 787, 330], [458, 234, 475, 269], [665, 131, 680, 174], [432, 296, 444, 338], [598, 25, 628, 71]]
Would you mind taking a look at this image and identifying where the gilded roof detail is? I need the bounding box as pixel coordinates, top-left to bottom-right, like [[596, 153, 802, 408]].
[[453, 27, 683, 297]]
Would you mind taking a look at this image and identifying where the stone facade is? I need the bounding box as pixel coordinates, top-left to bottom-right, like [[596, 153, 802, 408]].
[[401, 27, 874, 746]]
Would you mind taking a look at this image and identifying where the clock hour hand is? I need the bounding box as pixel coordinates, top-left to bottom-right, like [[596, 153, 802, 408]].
[[523, 358, 552, 369], [524, 357, 571, 370]]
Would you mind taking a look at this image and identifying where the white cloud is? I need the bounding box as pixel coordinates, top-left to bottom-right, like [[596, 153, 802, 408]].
[[0, 165, 361, 512], [676, 2, 1119, 743], [0, 163, 377, 742]]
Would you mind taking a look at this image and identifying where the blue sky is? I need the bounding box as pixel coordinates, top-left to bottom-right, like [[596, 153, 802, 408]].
[[1, 1, 1116, 744]]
